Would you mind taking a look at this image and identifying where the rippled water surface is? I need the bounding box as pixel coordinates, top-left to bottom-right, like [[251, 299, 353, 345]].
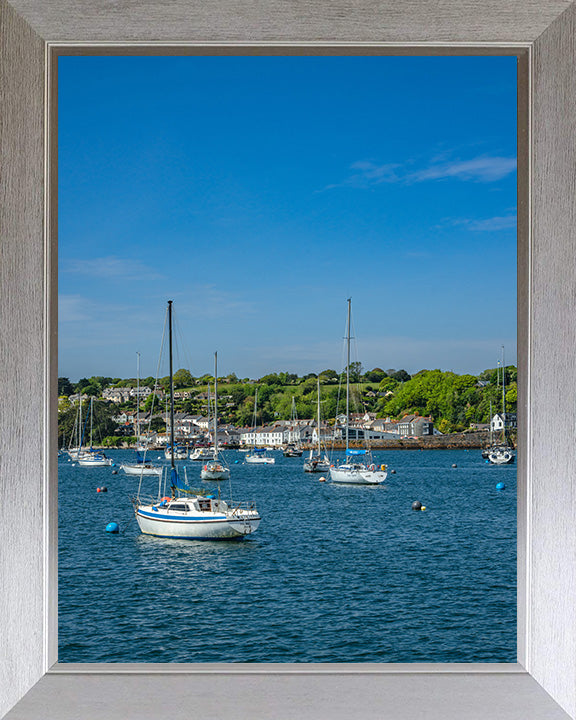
[[59, 448, 516, 663]]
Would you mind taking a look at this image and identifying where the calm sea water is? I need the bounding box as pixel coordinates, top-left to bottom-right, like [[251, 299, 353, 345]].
[[58, 448, 516, 663]]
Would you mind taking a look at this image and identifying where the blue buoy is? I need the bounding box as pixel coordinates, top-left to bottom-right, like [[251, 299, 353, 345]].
[[485, 460, 490, 464], [496, 482, 506, 491], [234, 460, 239, 464], [111, 463, 116, 467], [105, 522, 119, 533]]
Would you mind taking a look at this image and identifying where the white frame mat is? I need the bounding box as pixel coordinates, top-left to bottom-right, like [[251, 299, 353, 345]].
[[1, 1, 576, 718]]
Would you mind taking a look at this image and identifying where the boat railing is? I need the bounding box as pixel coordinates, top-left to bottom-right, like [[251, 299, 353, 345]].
[[228, 501, 258, 515]]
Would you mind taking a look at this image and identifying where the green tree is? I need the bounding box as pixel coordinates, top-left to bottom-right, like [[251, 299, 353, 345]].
[[58, 377, 74, 396], [364, 368, 387, 383], [173, 368, 194, 389]]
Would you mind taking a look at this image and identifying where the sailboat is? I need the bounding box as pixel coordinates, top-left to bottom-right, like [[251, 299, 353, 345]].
[[303, 378, 330, 473], [245, 389, 275, 464], [119, 352, 163, 477], [329, 299, 387, 485], [77, 397, 113, 467], [134, 301, 261, 540], [201, 352, 231, 480], [283, 397, 303, 456], [488, 346, 516, 465]]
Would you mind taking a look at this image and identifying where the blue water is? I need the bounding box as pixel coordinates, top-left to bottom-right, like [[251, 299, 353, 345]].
[[58, 449, 516, 663]]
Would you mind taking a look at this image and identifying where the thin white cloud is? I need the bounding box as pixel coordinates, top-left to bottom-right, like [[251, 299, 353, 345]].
[[407, 156, 517, 184], [62, 255, 164, 281], [437, 215, 516, 232], [326, 154, 516, 190]]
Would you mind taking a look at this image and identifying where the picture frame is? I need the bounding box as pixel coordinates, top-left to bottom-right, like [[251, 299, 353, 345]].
[[1, 1, 575, 718]]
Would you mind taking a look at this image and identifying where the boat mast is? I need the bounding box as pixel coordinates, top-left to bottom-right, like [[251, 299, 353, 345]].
[[213, 351, 218, 457], [345, 297, 351, 453], [136, 351, 140, 447], [316, 376, 321, 456], [501, 345, 506, 444], [89, 397, 93, 449], [168, 301, 175, 472]]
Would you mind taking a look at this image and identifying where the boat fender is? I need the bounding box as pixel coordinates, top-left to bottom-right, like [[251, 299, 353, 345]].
[[369, 464, 376, 472], [203, 465, 207, 470], [380, 464, 387, 472]]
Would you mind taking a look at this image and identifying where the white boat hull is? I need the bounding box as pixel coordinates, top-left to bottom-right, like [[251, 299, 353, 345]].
[[120, 463, 163, 476], [77, 455, 113, 467], [245, 455, 275, 464], [488, 448, 515, 465], [200, 463, 231, 481], [329, 465, 387, 485], [303, 457, 331, 473], [135, 505, 260, 539]]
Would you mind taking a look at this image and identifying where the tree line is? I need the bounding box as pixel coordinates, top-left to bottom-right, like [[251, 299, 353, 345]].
[[58, 364, 517, 436]]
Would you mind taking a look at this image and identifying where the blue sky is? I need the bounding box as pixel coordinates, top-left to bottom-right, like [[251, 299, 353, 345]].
[[59, 55, 517, 381]]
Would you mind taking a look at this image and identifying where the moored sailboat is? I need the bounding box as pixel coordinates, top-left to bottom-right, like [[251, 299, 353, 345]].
[[329, 299, 387, 485], [120, 352, 163, 477], [245, 388, 275, 464], [303, 378, 330, 473], [487, 347, 516, 466], [201, 352, 231, 481], [134, 301, 260, 540], [77, 398, 113, 467]]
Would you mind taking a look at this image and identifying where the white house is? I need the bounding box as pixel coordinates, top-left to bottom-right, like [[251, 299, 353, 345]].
[[491, 413, 517, 432]]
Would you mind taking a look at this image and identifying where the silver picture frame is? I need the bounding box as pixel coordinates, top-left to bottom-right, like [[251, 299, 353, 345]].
[[1, 1, 575, 718]]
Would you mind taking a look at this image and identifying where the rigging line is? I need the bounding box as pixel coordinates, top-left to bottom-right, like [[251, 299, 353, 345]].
[[138, 306, 168, 501]]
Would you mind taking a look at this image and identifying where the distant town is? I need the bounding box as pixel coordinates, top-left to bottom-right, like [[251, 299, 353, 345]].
[[57, 364, 518, 450]]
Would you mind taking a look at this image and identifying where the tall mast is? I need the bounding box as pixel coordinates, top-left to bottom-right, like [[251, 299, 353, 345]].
[[89, 397, 93, 449], [501, 345, 506, 442], [345, 297, 351, 452], [168, 300, 175, 470], [317, 376, 321, 455], [213, 352, 218, 457], [136, 351, 140, 446]]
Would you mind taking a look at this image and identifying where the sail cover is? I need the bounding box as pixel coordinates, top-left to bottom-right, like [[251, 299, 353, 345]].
[[170, 467, 189, 490]]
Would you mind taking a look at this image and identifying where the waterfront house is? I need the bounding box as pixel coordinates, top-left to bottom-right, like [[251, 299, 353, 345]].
[[397, 414, 434, 437], [490, 413, 517, 432]]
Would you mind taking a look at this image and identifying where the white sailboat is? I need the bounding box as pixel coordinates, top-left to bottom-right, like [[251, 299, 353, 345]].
[[201, 352, 231, 481], [283, 397, 303, 457], [245, 389, 275, 464], [488, 346, 516, 466], [329, 299, 387, 485], [120, 352, 163, 477], [134, 301, 260, 540], [77, 397, 113, 467], [303, 378, 330, 473]]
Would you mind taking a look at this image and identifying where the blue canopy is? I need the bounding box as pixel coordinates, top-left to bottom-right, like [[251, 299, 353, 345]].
[[346, 449, 366, 455], [170, 467, 189, 491]]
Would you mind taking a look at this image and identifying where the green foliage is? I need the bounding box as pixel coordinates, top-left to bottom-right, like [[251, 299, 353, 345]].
[[173, 368, 194, 389], [58, 400, 119, 448], [364, 368, 387, 383], [58, 377, 74, 396]]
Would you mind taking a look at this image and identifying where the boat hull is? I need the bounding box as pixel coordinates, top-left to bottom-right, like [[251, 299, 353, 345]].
[[329, 466, 387, 485], [245, 456, 275, 464], [200, 465, 231, 481], [77, 456, 113, 467], [135, 508, 260, 539], [120, 463, 163, 476], [488, 449, 515, 465]]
